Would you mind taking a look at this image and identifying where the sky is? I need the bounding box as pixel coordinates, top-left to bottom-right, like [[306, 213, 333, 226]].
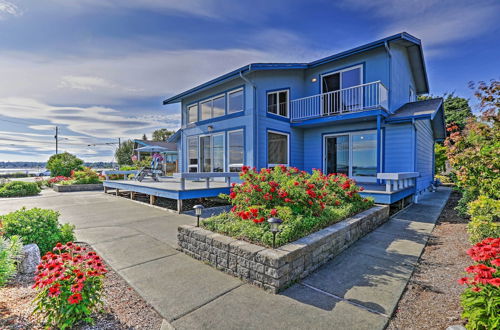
[[0, 0, 499, 162]]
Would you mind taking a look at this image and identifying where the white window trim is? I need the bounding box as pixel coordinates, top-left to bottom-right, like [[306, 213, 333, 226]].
[[228, 129, 244, 172], [227, 88, 244, 114], [322, 129, 378, 183], [187, 104, 198, 124], [267, 130, 289, 167], [266, 89, 289, 118]]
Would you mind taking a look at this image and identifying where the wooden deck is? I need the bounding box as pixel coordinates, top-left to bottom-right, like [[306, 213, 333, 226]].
[[103, 177, 231, 212], [103, 176, 416, 211]]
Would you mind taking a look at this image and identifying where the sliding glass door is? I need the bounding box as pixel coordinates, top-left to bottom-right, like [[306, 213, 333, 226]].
[[324, 130, 378, 182], [189, 133, 225, 173], [321, 65, 363, 114], [199, 136, 212, 172]]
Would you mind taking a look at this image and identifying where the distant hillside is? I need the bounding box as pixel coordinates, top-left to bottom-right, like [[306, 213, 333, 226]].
[[0, 161, 116, 168]]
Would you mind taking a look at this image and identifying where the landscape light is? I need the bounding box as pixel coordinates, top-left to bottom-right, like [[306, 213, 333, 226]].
[[193, 204, 204, 227], [267, 217, 283, 249]]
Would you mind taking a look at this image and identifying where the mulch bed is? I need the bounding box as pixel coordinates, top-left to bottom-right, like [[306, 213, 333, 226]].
[[0, 244, 163, 329], [387, 190, 470, 329]]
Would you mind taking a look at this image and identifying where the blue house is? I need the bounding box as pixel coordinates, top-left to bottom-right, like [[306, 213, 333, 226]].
[[164, 32, 445, 204]]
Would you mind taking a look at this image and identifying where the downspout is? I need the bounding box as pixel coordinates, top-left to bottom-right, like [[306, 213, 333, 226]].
[[376, 115, 382, 184], [239, 65, 258, 169], [384, 41, 392, 112]]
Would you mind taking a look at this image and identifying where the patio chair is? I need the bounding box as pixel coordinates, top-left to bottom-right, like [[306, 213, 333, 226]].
[[135, 153, 163, 182]]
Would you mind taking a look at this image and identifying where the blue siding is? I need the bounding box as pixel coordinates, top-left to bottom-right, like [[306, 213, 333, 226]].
[[415, 119, 434, 193], [303, 121, 377, 173], [251, 70, 305, 169], [303, 47, 389, 99], [390, 44, 417, 111], [384, 123, 414, 172]]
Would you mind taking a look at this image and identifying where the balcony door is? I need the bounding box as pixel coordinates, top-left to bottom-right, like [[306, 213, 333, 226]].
[[324, 130, 377, 182], [321, 65, 363, 115]]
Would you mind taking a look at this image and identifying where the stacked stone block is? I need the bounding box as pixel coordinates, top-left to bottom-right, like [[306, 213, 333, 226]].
[[177, 205, 389, 293]]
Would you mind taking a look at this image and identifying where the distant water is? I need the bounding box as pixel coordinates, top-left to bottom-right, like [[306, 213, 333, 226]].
[[0, 168, 46, 175]]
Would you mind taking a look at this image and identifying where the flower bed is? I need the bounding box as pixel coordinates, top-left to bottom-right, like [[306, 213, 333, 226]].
[[178, 205, 389, 293], [51, 168, 103, 192], [458, 237, 500, 328], [202, 166, 373, 247]]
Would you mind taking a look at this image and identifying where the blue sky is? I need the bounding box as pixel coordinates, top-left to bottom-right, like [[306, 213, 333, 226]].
[[0, 0, 498, 162]]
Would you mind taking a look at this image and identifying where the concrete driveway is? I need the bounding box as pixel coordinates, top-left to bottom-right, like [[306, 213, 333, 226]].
[[0, 187, 451, 329]]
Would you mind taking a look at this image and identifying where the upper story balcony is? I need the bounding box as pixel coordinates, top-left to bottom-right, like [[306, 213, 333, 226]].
[[290, 81, 388, 122]]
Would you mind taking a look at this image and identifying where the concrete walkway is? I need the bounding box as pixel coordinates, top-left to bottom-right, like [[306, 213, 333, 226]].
[[0, 187, 451, 329]]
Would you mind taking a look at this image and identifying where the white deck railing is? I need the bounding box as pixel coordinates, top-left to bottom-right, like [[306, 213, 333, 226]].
[[173, 172, 240, 190], [377, 172, 419, 192], [290, 81, 388, 121]]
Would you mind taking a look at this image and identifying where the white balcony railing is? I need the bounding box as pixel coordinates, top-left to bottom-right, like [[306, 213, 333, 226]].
[[290, 81, 388, 121]]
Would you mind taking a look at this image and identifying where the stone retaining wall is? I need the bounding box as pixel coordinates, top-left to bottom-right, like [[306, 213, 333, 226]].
[[177, 205, 389, 293], [53, 183, 103, 192]]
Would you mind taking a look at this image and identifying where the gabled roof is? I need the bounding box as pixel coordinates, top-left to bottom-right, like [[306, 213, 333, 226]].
[[387, 98, 446, 140], [133, 139, 177, 151], [163, 32, 429, 105], [166, 129, 182, 143]]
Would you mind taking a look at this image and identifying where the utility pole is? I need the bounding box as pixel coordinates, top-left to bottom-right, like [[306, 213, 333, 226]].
[[118, 137, 121, 148], [54, 126, 58, 154]]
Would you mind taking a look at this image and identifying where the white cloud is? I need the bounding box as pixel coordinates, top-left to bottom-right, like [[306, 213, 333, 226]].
[[0, 0, 20, 19], [338, 0, 500, 57]]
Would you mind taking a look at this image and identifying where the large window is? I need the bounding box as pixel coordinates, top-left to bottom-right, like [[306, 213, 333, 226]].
[[187, 136, 198, 172], [267, 90, 288, 117], [228, 88, 244, 114], [267, 131, 289, 167], [200, 94, 225, 121], [187, 104, 198, 123], [228, 130, 244, 172]]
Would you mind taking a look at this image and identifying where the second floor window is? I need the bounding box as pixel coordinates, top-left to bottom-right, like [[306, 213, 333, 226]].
[[267, 90, 288, 117], [187, 104, 198, 123], [228, 88, 244, 114], [200, 94, 226, 121]]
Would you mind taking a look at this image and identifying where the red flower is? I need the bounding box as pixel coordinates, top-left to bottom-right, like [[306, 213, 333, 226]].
[[471, 286, 482, 292], [229, 192, 237, 199], [284, 198, 292, 203], [68, 293, 83, 304], [458, 277, 469, 285], [71, 282, 84, 293], [491, 259, 500, 267], [488, 278, 500, 287], [270, 209, 277, 216], [48, 284, 61, 297]]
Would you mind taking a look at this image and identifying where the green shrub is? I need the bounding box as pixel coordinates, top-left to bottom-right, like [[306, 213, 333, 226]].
[[0, 235, 23, 287], [33, 243, 107, 329], [203, 166, 373, 247], [0, 181, 41, 197], [119, 165, 138, 171], [0, 208, 75, 254], [435, 174, 452, 184], [72, 167, 100, 184], [467, 196, 500, 244], [46, 152, 84, 177]]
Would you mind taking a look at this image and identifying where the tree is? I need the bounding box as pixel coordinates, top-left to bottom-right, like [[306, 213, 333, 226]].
[[46, 152, 84, 177], [152, 129, 174, 142], [115, 140, 134, 166], [420, 93, 473, 130], [142, 134, 147, 140], [445, 79, 499, 215]]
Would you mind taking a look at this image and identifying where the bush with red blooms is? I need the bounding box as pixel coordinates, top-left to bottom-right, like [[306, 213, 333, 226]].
[[32, 242, 107, 329], [226, 165, 369, 222], [204, 166, 373, 247], [458, 237, 500, 329], [47, 176, 71, 187]]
